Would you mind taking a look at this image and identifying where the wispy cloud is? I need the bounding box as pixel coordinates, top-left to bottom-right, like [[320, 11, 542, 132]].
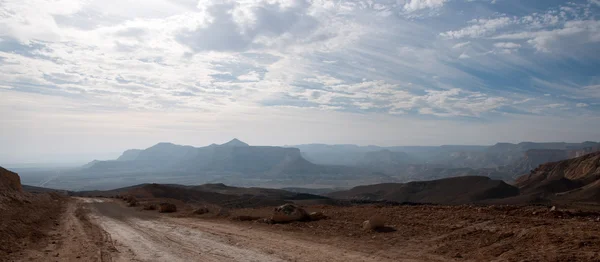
[[0, 0, 599, 160]]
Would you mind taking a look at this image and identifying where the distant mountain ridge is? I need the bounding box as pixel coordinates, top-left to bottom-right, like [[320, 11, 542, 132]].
[[291, 141, 600, 182], [77, 139, 391, 190], [87, 139, 308, 174]]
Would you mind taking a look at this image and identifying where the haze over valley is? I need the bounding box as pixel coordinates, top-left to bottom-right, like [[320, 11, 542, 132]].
[[2, 0, 600, 261], [11, 138, 600, 192]]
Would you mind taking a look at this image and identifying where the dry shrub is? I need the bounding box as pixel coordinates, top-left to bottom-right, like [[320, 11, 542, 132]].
[[125, 196, 138, 207], [193, 207, 209, 215], [142, 203, 156, 210], [233, 215, 262, 221], [158, 203, 177, 213]]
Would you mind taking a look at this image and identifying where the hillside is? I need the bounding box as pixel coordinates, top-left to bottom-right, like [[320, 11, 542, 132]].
[[328, 176, 519, 205], [514, 151, 600, 202], [0, 167, 65, 257], [75, 183, 329, 208]]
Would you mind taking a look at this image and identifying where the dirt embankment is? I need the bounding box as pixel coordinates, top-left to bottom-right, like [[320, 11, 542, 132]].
[[0, 193, 65, 259], [0, 166, 68, 259], [4, 198, 115, 262], [0, 167, 22, 193]]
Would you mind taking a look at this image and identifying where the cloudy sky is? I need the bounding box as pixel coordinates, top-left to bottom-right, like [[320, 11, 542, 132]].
[[1, 0, 600, 164]]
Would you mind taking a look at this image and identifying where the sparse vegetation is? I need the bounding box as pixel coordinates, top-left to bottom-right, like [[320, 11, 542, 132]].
[[158, 203, 177, 213]]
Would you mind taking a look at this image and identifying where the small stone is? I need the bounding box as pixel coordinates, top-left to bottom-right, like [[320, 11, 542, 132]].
[[550, 206, 556, 212]]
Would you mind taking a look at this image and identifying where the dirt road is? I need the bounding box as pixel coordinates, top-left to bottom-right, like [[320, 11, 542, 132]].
[[13, 198, 425, 262], [8, 198, 600, 262]]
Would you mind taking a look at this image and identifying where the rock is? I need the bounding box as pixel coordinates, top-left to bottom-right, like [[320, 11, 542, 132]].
[[550, 206, 557, 212], [271, 204, 308, 223], [309, 211, 327, 221], [158, 203, 177, 213], [362, 215, 385, 230], [0, 166, 23, 192], [193, 207, 209, 215]]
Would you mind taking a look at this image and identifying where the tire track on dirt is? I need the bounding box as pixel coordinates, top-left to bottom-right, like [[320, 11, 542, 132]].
[[85, 199, 403, 262]]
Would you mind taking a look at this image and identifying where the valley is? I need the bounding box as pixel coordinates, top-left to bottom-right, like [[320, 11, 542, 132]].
[[11, 140, 600, 191], [2, 141, 600, 261]]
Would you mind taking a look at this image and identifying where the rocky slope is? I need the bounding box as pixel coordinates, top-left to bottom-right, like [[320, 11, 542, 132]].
[[514, 151, 600, 202], [328, 176, 519, 204]]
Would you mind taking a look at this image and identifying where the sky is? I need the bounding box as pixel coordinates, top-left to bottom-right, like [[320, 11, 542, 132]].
[[1, 0, 600, 164]]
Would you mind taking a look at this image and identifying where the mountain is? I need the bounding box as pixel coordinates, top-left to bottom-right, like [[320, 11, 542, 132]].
[[87, 139, 357, 175], [81, 160, 101, 169], [290, 144, 487, 166], [328, 176, 519, 205], [219, 138, 249, 147], [514, 151, 600, 202], [116, 149, 142, 161], [292, 141, 600, 182], [74, 139, 391, 189]]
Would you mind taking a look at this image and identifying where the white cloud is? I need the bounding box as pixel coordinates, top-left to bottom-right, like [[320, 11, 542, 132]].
[[403, 0, 449, 12], [452, 41, 471, 49], [494, 42, 521, 49], [576, 103, 589, 107], [237, 71, 261, 81], [1, 0, 599, 162], [544, 103, 567, 109], [493, 20, 600, 52], [441, 17, 514, 39]]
